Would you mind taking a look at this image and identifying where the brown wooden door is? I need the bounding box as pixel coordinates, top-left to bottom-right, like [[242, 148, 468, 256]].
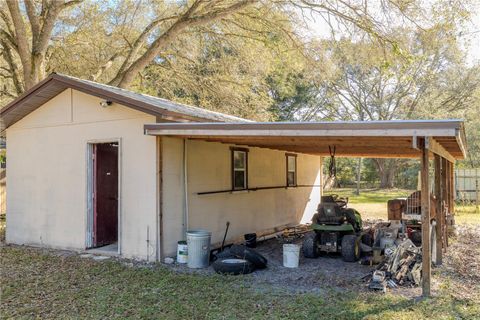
[[93, 143, 118, 247]]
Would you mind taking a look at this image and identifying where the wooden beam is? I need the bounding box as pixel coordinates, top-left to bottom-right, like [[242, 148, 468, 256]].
[[455, 129, 467, 159], [449, 161, 455, 215], [429, 138, 456, 163], [434, 154, 443, 265], [421, 137, 431, 297], [441, 157, 449, 249], [146, 128, 457, 138]]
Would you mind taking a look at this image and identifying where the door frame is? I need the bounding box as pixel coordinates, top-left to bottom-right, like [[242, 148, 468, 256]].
[[86, 138, 122, 253]]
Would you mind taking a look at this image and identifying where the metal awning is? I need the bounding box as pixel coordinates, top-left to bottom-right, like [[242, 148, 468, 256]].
[[144, 120, 467, 161]]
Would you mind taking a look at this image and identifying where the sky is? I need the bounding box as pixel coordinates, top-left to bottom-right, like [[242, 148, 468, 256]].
[[302, 3, 480, 66]]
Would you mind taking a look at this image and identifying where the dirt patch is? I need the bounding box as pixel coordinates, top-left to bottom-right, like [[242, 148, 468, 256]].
[[438, 224, 480, 301], [249, 236, 374, 293], [163, 234, 374, 294]]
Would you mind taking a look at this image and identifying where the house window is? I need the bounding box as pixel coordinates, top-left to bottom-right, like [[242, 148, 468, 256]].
[[286, 154, 297, 187], [231, 148, 248, 190]]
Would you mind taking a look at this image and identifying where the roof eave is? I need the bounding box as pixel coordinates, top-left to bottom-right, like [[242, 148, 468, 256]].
[[1, 73, 244, 131]]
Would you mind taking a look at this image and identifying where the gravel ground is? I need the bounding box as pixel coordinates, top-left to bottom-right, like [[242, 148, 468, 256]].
[[163, 233, 375, 294], [249, 236, 374, 293]]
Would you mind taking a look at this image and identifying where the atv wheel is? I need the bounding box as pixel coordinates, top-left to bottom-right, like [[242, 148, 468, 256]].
[[213, 258, 255, 275], [341, 235, 361, 262], [303, 234, 319, 258]]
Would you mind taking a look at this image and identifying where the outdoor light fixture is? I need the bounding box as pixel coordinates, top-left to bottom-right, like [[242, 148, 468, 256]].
[[100, 100, 112, 108]]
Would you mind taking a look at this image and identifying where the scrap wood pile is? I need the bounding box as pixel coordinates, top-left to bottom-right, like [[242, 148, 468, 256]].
[[367, 239, 422, 292], [280, 224, 310, 241]]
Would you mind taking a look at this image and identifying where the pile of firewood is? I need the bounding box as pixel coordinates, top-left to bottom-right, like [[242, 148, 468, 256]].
[[368, 239, 422, 291]]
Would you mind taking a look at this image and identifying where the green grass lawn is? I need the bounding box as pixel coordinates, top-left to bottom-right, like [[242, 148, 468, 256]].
[[327, 188, 480, 223], [326, 188, 413, 204], [1, 246, 479, 319], [324, 188, 413, 220], [1, 189, 479, 319]]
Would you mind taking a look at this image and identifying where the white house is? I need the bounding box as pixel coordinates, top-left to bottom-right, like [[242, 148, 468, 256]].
[[1, 73, 323, 260]]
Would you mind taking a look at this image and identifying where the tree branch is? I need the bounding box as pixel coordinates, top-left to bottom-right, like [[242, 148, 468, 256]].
[[6, 0, 33, 87], [116, 0, 257, 88], [24, 0, 40, 38], [0, 39, 23, 94]]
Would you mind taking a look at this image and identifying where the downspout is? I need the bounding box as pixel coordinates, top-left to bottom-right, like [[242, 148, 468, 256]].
[[183, 138, 189, 237]]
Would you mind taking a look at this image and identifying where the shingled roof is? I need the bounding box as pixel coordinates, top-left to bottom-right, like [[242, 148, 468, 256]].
[[0, 73, 249, 132]]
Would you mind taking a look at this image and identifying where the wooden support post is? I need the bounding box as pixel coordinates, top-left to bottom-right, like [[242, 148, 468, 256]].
[[445, 161, 451, 213], [441, 157, 448, 249], [434, 154, 442, 265], [441, 158, 448, 210], [421, 137, 431, 297], [449, 161, 455, 215]]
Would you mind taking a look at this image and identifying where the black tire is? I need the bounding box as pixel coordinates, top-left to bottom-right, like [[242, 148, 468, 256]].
[[341, 235, 360, 262], [361, 233, 373, 247], [213, 249, 235, 261], [303, 234, 319, 258], [229, 245, 268, 269], [213, 258, 255, 275]]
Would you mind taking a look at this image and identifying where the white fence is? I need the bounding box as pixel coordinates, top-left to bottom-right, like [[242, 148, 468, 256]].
[[455, 168, 479, 205]]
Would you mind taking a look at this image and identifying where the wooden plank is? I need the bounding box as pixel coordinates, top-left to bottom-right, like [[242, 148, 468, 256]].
[[196, 136, 413, 143], [430, 138, 456, 163], [144, 120, 463, 132], [434, 154, 443, 265], [421, 137, 431, 297]]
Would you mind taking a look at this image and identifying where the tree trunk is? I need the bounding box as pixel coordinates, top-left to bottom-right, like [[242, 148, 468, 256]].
[[374, 159, 397, 189], [355, 158, 362, 195]]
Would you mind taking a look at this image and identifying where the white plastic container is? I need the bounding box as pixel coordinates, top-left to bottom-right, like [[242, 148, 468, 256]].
[[283, 244, 301, 268], [177, 240, 188, 264], [186, 229, 211, 268], [380, 236, 395, 249]]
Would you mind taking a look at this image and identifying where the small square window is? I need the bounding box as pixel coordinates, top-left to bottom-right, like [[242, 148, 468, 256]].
[[232, 148, 248, 190], [286, 154, 297, 187]]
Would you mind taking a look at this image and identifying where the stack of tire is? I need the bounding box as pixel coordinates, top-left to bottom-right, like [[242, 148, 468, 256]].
[[213, 245, 268, 275]]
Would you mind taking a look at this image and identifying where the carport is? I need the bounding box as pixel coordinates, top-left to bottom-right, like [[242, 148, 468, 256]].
[[144, 120, 467, 297]]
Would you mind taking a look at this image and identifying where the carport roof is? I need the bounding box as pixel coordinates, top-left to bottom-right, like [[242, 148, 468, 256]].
[[144, 120, 467, 161]]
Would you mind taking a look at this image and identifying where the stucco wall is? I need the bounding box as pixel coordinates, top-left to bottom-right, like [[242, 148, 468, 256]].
[[161, 138, 321, 256], [6, 89, 157, 260]]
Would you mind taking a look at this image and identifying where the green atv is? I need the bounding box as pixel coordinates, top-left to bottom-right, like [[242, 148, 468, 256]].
[[303, 195, 369, 262]]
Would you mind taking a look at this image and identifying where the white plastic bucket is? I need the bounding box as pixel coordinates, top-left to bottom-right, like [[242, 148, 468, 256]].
[[283, 244, 301, 268], [186, 229, 211, 268], [177, 240, 188, 264]]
